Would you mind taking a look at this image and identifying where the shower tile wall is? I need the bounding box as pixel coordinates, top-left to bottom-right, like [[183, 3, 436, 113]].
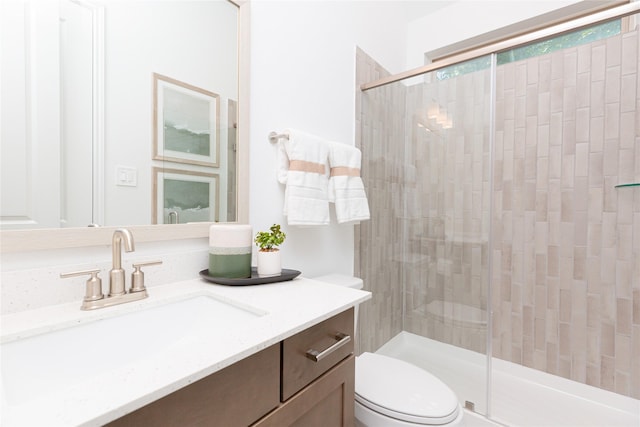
[[492, 30, 640, 398], [355, 47, 405, 354]]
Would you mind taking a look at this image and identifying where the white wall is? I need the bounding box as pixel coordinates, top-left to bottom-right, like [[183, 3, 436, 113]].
[[247, 0, 419, 278]]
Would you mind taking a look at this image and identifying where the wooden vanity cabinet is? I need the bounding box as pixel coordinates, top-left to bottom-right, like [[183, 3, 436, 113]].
[[106, 343, 281, 427], [255, 307, 355, 427], [108, 308, 355, 427]]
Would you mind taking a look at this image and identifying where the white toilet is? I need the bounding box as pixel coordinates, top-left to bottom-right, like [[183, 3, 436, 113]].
[[313, 274, 463, 427]]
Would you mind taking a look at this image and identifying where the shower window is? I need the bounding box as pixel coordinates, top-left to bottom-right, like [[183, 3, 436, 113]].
[[436, 56, 491, 80], [437, 18, 621, 80], [498, 19, 621, 64]]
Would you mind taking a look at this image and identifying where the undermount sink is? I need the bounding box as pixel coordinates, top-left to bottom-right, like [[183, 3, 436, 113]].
[[1, 294, 266, 406]]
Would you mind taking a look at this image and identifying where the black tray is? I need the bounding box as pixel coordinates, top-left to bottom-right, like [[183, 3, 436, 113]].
[[199, 267, 301, 286]]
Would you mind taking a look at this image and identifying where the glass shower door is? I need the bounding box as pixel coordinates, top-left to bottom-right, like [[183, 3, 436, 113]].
[[402, 58, 494, 415], [359, 55, 494, 416], [489, 15, 640, 422]]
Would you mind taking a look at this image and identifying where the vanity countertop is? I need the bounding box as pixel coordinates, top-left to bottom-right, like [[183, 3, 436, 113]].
[[0, 276, 371, 427]]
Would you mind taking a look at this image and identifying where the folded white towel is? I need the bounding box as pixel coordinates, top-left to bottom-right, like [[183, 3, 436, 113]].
[[277, 129, 330, 226], [327, 141, 370, 224]]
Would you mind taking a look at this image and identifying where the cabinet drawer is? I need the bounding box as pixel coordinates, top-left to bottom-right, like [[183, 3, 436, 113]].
[[281, 308, 354, 401]]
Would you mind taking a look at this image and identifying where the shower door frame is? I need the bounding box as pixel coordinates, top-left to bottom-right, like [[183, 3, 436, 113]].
[[362, 2, 640, 92]]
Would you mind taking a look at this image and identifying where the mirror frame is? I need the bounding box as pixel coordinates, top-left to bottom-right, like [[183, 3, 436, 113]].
[[0, 0, 250, 254]]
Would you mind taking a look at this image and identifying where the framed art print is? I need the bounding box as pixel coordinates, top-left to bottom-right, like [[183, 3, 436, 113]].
[[153, 73, 220, 167], [152, 167, 219, 224]]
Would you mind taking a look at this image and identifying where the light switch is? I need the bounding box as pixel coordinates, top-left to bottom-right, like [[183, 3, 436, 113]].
[[116, 166, 137, 187]]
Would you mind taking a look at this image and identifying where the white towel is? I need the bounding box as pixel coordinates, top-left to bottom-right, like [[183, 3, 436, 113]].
[[277, 129, 330, 226], [327, 141, 370, 224]]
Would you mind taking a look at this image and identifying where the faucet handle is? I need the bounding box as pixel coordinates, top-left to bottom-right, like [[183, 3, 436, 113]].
[[130, 260, 163, 293], [60, 269, 104, 309]]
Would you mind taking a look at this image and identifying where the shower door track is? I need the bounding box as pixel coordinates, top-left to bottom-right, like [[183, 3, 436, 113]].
[[361, 1, 640, 91]]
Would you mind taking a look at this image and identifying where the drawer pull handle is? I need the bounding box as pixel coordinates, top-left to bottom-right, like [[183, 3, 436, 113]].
[[305, 333, 351, 362]]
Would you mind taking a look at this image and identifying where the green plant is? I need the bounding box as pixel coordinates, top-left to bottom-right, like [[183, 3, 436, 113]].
[[254, 224, 286, 252]]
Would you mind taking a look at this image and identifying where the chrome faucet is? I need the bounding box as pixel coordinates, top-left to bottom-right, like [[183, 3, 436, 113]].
[[168, 210, 179, 224], [60, 228, 162, 310], [109, 228, 135, 296]]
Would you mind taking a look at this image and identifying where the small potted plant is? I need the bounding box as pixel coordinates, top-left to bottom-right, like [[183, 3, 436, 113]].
[[254, 224, 286, 277]]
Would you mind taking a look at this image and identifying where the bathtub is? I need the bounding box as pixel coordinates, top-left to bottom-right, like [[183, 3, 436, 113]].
[[376, 332, 639, 427]]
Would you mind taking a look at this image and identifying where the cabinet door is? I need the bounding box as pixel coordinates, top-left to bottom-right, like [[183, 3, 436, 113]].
[[254, 355, 355, 427], [107, 344, 280, 427]]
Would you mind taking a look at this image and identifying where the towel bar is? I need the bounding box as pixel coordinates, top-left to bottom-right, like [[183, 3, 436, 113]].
[[268, 131, 289, 144]]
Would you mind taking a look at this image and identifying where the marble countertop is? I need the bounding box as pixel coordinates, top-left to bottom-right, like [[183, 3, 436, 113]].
[[0, 276, 371, 426]]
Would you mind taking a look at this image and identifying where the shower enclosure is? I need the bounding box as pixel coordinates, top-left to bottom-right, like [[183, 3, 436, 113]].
[[356, 3, 639, 424]]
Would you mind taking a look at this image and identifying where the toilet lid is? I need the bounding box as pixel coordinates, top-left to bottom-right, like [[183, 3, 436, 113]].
[[355, 352, 460, 425]]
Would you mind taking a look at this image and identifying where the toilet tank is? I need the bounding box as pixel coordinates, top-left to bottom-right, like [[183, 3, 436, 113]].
[[313, 274, 363, 290], [312, 274, 363, 348]]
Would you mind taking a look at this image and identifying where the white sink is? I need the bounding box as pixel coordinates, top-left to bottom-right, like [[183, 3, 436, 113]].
[[1, 294, 265, 406]]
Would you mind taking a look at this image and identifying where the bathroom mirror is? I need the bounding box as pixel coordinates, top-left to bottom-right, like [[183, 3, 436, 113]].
[[0, 0, 246, 233]]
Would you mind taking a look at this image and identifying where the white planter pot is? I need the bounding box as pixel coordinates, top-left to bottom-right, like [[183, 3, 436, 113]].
[[257, 249, 281, 277]]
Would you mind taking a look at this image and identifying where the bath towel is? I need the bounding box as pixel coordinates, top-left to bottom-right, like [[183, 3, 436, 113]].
[[277, 129, 330, 226], [327, 141, 370, 224]]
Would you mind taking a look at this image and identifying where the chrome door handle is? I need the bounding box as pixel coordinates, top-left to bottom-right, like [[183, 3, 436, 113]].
[[305, 333, 351, 362]]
